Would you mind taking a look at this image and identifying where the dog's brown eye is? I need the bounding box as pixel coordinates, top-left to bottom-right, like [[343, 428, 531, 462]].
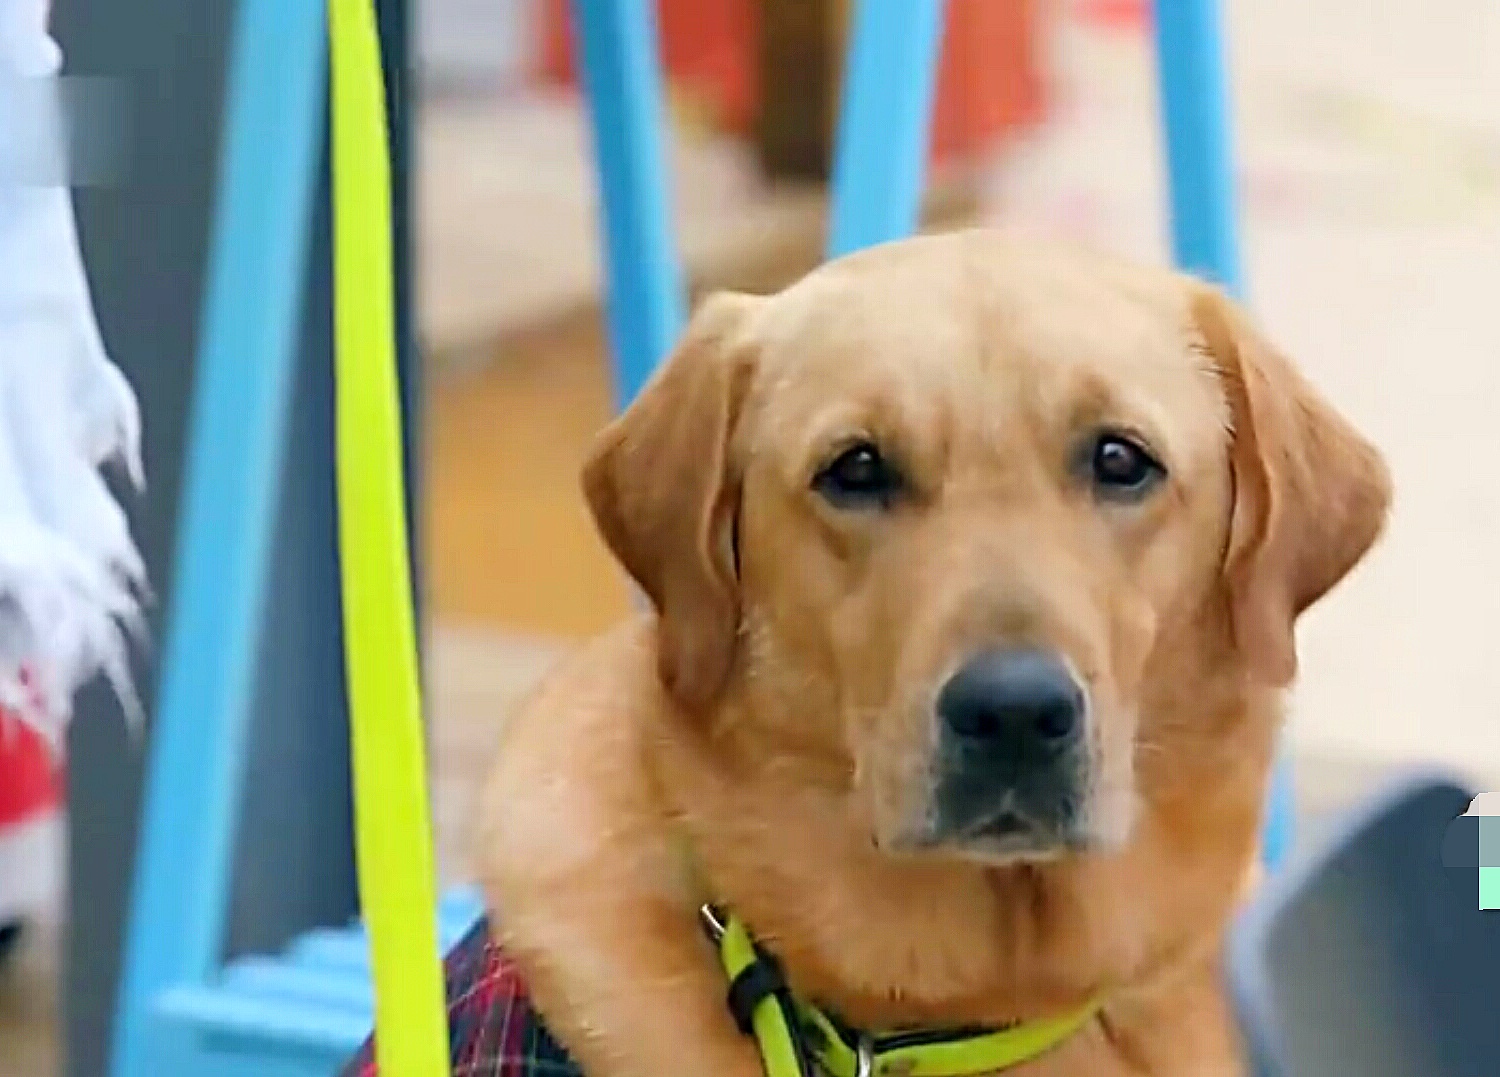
[[1089, 433, 1163, 498], [813, 441, 903, 509]]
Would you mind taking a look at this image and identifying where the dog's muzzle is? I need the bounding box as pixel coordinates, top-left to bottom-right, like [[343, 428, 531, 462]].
[[928, 648, 1089, 856]]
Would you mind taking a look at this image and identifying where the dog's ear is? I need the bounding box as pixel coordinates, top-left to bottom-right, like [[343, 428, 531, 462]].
[[582, 292, 763, 711], [1191, 288, 1391, 686]]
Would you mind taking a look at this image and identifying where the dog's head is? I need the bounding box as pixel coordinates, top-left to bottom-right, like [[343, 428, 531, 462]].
[[584, 233, 1389, 865]]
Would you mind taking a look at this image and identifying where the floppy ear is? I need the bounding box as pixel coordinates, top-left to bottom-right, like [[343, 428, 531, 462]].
[[582, 292, 763, 711], [1191, 288, 1391, 686]]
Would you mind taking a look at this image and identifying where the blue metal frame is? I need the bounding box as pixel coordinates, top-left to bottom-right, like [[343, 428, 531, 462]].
[[827, 0, 946, 256], [1153, 0, 1294, 866], [110, 0, 327, 1073], [569, 0, 687, 407]]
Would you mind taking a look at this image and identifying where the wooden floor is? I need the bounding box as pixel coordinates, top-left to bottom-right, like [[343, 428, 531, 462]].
[[425, 316, 631, 640]]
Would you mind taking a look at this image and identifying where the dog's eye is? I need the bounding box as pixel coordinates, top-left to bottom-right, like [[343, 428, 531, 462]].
[[1089, 433, 1164, 499], [813, 441, 904, 509]]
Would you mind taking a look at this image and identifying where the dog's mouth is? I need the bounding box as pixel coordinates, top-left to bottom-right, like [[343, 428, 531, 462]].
[[919, 737, 1091, 854], [950, 801, 1078, 860], [967, 806, 1037, 841], [894, 791, 1086, 863]]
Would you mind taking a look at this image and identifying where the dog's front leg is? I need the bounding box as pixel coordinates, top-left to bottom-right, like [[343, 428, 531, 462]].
[[478, 674, 764, 1077], [493, 895, 765, 1077]]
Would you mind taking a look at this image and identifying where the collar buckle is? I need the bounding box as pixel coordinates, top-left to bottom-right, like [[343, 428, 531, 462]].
[[698, 904, 728, 943], [854, 1034, 875, 1077]]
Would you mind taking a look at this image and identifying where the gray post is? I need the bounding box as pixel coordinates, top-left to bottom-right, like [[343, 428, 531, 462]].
[[51, 1, 415, 1073]]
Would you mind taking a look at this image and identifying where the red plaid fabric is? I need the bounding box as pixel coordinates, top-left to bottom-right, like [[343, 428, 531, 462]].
[[341, 916, 581, 1077]]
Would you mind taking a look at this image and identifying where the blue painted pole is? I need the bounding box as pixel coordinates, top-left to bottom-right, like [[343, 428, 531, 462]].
[[1154, 0, 1294, 866], [827, 0, 946, 256], [1153, 0, 1243, 295], [1262, 752, 1296, 869], [569, 0, 687, 408], [109, 1, 326, 1073]]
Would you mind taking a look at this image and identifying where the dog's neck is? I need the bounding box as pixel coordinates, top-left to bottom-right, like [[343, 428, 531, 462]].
[[648, 653, 1274, 1036]]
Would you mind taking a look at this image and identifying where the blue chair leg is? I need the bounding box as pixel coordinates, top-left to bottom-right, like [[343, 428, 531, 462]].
[[827, 0, 946, 257], [110, 1, 327, 1074], [568, 0, 687, 408], [1154, 0, 1294, 865]]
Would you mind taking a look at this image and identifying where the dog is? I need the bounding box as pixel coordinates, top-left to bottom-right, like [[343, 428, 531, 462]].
[[478, 230, 1390, 1077]]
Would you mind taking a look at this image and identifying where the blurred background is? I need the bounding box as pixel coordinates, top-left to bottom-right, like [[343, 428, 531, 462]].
[[416, 0, 1500, 840], [5, 0, 1500, 1073]]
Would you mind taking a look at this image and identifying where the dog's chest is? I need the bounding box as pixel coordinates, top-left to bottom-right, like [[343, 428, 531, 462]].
[[339, 921, 1233, 1077]]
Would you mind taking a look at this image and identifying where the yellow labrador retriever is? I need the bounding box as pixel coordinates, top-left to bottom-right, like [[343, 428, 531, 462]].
[[479, 231, 1389, 1077]]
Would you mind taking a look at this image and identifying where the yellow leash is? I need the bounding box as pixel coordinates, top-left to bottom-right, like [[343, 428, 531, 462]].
[[329, 1, 449, 1074]]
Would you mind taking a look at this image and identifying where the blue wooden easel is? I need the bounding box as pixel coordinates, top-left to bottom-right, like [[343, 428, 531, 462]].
[[109, 2, 1280, 1075]]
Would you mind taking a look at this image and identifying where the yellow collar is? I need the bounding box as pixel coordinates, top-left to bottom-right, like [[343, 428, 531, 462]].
[[701, 907, 1101, 1077]]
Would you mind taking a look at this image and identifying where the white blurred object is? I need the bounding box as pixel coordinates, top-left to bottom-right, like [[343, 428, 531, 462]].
[[0, 0, 146, 749], [419, 0, 533, 93]]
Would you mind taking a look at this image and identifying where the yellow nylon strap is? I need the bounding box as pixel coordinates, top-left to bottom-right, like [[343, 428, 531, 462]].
[[329, 1, 449, 1074], [798, 999, 1099, 1077], [715, 913, 1099, 1077], [717, 915, 810, 1077]]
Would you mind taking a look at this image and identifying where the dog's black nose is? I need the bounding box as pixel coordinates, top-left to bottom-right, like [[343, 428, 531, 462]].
[[938, 650, 1084, 751]]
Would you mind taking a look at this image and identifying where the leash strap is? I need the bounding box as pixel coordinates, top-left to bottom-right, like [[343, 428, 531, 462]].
[[329, 0, 448, 1073]]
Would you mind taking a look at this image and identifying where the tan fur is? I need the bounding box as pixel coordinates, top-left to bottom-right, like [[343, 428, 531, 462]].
[[478, 231, 1391, 1077]]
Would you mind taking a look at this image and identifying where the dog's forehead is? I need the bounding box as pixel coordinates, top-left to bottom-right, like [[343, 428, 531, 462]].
[[747, 234, 1223, 443]]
